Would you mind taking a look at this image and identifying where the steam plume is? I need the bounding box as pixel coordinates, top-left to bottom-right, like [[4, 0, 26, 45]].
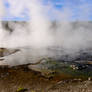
[[0, 0, 92, 65]]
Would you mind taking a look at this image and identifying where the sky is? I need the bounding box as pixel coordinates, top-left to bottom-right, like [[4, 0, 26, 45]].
[[2, 0, 92, 21]]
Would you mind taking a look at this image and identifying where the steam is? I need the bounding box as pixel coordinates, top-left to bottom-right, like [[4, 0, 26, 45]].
[[0, 0, 5, 17], [0, 0, 5, 47], [0, 0, 92, 65], [27, 0, 53, 48], [1, 0, 54, 48]]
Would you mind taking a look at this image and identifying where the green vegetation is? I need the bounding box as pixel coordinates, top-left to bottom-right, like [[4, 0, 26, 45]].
[[16, 87, 28, 92]]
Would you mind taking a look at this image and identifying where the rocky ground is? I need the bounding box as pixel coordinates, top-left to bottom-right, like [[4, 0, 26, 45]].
[[0, 64, 92, 92], [0, 64, 54, 92], [1, 48, 92, 92]]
